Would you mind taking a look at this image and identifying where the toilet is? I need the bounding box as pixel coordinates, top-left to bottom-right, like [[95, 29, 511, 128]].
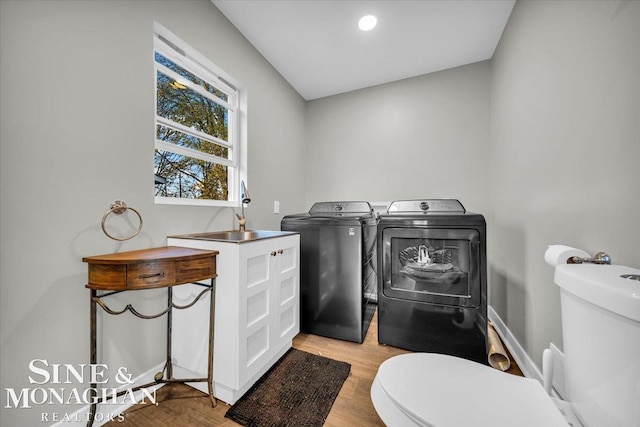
[[371, 263, 640, 427]]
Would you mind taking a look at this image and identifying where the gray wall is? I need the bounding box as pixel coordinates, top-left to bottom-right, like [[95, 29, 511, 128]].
[[305, 61, 492, 215], [489, 0, 640, 368], [0, 0, 305, 425]]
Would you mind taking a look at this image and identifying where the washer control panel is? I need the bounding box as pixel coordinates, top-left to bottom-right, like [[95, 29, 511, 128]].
[[309, 201, 373, 215]]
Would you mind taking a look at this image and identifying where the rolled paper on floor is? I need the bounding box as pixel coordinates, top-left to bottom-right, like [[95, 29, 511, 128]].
[[487, 322, 511, 371], [544, 245, 590, 267]]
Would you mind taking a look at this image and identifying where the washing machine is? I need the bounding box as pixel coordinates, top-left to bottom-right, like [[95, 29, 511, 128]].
[[377, 199, 487, 364], [281, 201, 377, 343]]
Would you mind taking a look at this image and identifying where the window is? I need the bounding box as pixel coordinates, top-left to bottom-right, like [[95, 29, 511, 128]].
[[154, 23, 245, 206]]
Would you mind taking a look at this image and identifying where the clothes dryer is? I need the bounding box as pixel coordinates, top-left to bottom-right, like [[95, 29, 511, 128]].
[[377, 199, 487, 363]]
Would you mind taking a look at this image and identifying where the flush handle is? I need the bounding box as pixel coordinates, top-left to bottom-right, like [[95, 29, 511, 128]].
[[569, 251, 611, 265]]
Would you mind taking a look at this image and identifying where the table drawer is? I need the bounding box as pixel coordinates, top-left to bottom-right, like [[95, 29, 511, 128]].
[[176, 256, 217, 284], [87, 264, 127, 290], [127, 261, 176, 289]]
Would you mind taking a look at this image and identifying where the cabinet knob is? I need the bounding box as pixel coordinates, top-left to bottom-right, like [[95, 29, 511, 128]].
[[271, 251, 277, 256], [277, 249, 284, 254]]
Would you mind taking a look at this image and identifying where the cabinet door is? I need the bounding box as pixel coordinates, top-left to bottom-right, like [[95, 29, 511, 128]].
[[237, 236, 300, 386], [274, 235, 300, 349], [237, 239, 277, 385]]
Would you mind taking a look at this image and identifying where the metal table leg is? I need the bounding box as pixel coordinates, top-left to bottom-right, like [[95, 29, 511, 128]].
[[207, 278, 216, 407], [87, 290, 97, 427], [166, 287, 173, 381]]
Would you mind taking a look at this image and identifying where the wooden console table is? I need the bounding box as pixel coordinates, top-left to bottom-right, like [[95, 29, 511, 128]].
[[82, 246, 219, 427]]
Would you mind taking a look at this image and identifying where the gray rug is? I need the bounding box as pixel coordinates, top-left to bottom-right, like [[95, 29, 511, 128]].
[[225, 348, 351, 427]]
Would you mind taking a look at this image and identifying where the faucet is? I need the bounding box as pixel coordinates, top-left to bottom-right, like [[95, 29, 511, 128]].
[[235, 180, 251, 232]]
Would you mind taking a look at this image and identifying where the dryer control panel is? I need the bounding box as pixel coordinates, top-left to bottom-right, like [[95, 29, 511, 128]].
[[387, 199, 466, 214]]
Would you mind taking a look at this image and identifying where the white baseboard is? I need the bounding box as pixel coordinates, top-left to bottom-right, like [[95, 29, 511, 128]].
[[49, 362, 166, 427], [488, 306, 566, 398], [488, 306, 542, 382]]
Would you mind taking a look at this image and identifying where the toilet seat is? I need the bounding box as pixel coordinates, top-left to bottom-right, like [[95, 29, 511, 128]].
[[371, 353, 569, 427]]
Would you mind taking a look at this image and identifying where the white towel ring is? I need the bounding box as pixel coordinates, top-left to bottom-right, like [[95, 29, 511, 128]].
[[101, 200, 143, 241]]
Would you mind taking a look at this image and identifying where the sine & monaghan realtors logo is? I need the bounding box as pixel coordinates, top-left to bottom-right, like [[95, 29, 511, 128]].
[[4, 359, 157, 423]]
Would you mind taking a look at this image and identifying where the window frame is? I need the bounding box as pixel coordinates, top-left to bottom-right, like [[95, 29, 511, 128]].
[[153, 22, 246, 207]]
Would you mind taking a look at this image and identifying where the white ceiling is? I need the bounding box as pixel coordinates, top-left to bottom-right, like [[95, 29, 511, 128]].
[[212, 0, 515, 100]]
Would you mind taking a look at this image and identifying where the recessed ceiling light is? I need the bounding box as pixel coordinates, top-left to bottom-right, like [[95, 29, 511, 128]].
[[358, 15, 377, 31]]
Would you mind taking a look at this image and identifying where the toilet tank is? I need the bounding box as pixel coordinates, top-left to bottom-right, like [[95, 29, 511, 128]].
[[554, 264, 640, 427]]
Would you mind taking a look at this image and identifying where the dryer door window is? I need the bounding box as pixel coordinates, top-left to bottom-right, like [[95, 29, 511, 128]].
[[382, 228, 481, 307]]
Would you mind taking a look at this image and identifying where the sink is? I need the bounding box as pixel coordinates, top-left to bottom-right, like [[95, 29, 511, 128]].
[[169, 230, 296, 243]]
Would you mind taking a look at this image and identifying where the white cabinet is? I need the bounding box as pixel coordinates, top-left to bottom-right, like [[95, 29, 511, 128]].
[[167, 233, 300, 404]]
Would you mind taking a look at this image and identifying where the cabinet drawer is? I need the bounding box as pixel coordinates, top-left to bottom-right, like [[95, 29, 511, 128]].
[[176, 256, 217, 284], [127, 261, 175, 289]]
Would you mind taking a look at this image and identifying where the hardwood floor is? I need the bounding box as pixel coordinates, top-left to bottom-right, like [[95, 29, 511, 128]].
[[107, 311, 521, 426], [291, 312, 411, 427]]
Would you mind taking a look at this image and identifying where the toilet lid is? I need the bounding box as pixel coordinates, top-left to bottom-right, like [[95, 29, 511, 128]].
[[375, 353, 568, 427]]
